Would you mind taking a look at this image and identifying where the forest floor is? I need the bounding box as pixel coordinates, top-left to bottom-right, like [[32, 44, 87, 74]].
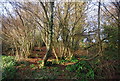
[[14, 58, 120, 79], [15, 58, 77, 79], [2, 54, 120, 79]]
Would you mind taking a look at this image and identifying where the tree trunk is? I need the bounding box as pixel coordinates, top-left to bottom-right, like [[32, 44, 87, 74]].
[[42, 2, 54, 66], [53, 47, 59, 62], [98, 0, 102, 56], [117, 4, 120, 57]]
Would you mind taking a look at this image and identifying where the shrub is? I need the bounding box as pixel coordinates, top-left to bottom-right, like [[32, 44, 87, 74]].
[[2, 56, 17, 79], [66, 61, 94, 79]]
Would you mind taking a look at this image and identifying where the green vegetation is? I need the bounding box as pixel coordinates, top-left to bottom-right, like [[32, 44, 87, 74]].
[[30, 64, 35, 68], [66, 61, 94, 79], [1, 52, 119, 79], [2, 56, 17, 79], [1, 1, 119, 80]]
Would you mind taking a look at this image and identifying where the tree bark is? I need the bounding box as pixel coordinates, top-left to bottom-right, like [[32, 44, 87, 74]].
[[98, 0, 102, 56], [42, 2, 54, 66]]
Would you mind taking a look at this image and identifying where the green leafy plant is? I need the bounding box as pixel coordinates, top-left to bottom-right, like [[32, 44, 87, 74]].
[[66, 61, 94, 79], [2, 56, 17, 79], [58, 59, 69, 64], [70, 56, 78, 62], [30, 64, 35, 68], [37, 60, 42, 64]]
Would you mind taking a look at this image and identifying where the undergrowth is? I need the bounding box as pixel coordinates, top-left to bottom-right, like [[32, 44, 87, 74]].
[[2, 55, 17, 79], [66, 60, 94, 80]]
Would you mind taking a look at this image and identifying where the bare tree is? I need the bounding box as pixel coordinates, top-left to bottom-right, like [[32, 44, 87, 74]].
[[98, 0, 102, 55], [41, 2, 54, 66]]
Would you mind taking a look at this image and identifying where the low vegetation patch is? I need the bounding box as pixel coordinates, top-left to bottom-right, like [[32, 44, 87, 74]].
[[2, 55, 17, 79], [66, 61, 94, 79]]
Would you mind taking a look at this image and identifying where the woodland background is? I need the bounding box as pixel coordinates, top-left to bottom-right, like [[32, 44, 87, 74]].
[[0, 0, 119, 80]]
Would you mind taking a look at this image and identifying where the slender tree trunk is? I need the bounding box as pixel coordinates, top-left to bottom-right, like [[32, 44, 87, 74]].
[[98, 0, 102, 55], [42, 2, 54, 66], [117, 5, 120, 56], [53, 47, 59, 61]]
